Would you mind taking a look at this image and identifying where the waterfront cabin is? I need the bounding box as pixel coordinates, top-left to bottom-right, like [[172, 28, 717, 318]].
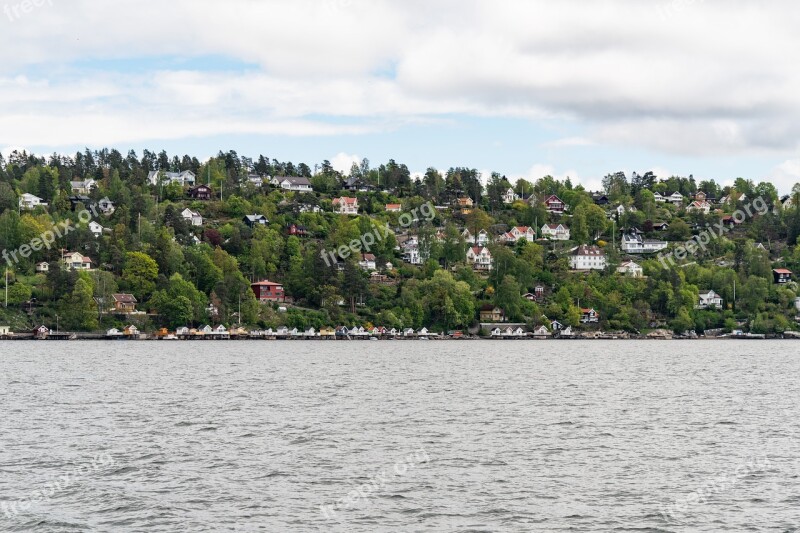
[[581, 308, 600, 323]]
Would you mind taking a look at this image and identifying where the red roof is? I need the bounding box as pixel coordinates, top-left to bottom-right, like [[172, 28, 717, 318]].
[[774, 269, 793, 274], [333, 197, 358, 205]]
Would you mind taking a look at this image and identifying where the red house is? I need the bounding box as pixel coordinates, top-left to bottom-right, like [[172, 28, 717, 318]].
[[251, 280, 285, 302], [773, 269, 793, 284], [544, 195, 565, 214]]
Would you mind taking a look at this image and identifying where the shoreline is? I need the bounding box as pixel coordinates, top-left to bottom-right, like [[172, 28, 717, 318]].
[[0, 335, 793, 342]]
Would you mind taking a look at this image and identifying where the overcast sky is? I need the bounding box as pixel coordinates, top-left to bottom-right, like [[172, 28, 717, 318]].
[[1, 0, 799, 192]]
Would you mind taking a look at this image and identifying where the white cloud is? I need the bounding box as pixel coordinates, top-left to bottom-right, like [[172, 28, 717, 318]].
[[330, 152, 362, 174], [0, 0, 799, 164], [772, 159, 800, 194]]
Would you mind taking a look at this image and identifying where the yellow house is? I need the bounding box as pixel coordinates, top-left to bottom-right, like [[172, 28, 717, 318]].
[[320, 327, 336, 337]]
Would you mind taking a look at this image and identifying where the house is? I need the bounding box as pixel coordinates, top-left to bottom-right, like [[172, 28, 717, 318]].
[[403, 328, 416, 337], [466, 246, 493, 271], [720, 192, 747, 205], [550, 319, 563, 331], [560, 326, 575, 338], [570, 245, 607, 271], [123, 325, 140, 337], [581, 308, 600, 323], [532, 326, 551, 338], [402, 237, 424, 265], [35, 262, 49, 273], [773, 269, 793, 284], [593, 194, 610, 205], [697, 290, 723, 309], [332, 197, 359, 215], [33, 325, 51, 339], [687, 200, 712, 214], [286, 224, 308, 237], [541, 224, 570, 241], [189, 185, 213, 200], [251, 280, 285, 302], [147, 170, 196, 187], [105, 328, 123, 338], [62, 251, 93, 271], [243, 214, 269, 228], [70, 179, 96, 194], [721, 216, 743, 228], [455, 197, 474, 209], [617, 260, 644, 278], [500, 226, 535, 243], [653, 192, 666, 203], [544, 195, 566, 214], [246, 174, 266, 187], [343, 177, 370, 192], [0, 325, 11, 336], [462, 229, 490, 246], [181, 208, 203, 227], [271, 177, 313, 192], [620, 233, 668, 254], [358, 253, 377, 271], [480, 305, 504, 322], [69, 195, 92, 211], [502, 188, 519, 204], [88, 221, 106, 237], [666, 192, 684, 205], [526, 285, 546, 301], [19, 193, 46, 210], [97, 197, 115, 215], [112, 294, 137, 313], [652, 221, 670, 231], [385, 204, 402, 212]]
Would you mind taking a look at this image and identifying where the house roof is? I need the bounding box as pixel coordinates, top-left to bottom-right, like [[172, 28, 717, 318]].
[[252, 279, 283, 287], [333, 197, 358, 205], [544, 195, 563, 204], [572, 245, 605, 257], [113, 294, 138, 304], [360, 253, 376, 261], [773, 269, 793, 275]]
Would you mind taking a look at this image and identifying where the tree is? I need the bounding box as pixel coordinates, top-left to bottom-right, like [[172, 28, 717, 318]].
[[495, 275, 522, 321], [122, 251, 159, 300], [61, 278, 98, 331]]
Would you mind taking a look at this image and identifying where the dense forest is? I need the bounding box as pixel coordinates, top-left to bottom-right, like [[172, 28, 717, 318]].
[[1, 148, 799, 336]]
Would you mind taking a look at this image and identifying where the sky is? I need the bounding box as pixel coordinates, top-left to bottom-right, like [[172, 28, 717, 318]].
[[1, 0, 799, 193]]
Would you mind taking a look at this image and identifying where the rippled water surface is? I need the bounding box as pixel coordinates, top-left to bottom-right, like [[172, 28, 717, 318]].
[[2, 340, 800, 532]]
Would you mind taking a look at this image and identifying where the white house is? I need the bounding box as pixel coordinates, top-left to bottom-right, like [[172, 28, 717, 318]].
[[19, 193, 46, 210], [358, 253, 377, 271], [466, 246, 493, 271], [98, 197, 116, 215], [532, 326, 551, 338], [620, 233, 668, 254], [62, 251, 93, 271], [687, 200, 712, 214], [502, 188, 519, 204], [697, 290, 723, 309], [666, 192, 684, 205], [617, 260, 644, 278], [88, 221, 106, 237], [653, 192, 666, 203], [332, 197, 359, 215], [500, 226, 536, 243], [541, 224, 570, 241], [147, 170, 196, 187], [36, 262, 49, 273], [270, 177, 313, 192], [570, 245, 607, 271], [70, 179, 97, 194], [181, 208, 203, 227]]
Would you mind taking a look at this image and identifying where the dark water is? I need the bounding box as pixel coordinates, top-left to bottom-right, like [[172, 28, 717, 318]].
[[1, 340, 800, 532]]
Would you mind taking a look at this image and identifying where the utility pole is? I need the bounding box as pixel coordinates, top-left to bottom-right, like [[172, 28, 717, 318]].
[[4, 267, 8, 308], [56, 314, 59, 333]]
